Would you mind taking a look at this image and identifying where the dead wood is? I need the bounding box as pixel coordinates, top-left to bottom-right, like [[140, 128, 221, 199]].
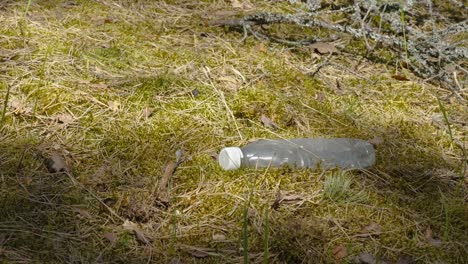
[[210, 1, 467, 100]]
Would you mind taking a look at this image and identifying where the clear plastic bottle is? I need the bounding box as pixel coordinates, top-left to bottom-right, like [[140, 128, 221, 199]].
[[218, 138, 375, 170]]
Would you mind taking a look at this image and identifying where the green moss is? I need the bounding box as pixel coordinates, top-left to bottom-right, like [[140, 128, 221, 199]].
[[1, 0, 466, 262]]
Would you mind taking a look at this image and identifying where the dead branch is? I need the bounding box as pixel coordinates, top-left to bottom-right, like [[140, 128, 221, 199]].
[[209, 1, 467, 98]]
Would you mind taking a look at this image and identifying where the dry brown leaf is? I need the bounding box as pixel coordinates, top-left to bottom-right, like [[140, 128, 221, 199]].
[[103, 232, 118, 243], [55, 113, 74, 125], [309, 42, 338, 55], [72, 208, 92, 219], [209, 151, 218, 161], [45, 151, 70, 173], [255, 42, 267, 53], [108, 101, 120, 112], [261, 114, 278, 130], [212, 233, 226, 241], [93, 16, 118, 26], [90, 83, 108, 89], [333, 245, 348, 261], [9, 99, 33, 115], [140, 107, 154, 120], [357, 222, 382, 237], [315, 92, 326, 102], [391, 74, 410, 81], [230, 0, 253, 10], [369, 137, 383, 146], [134, 229, 150, 245], [444, 64, 457, 74], [122, 220, 151, 245], [218, 76, 241, 91], [424, 226, 442, 247], [122, 220, 138, 231]]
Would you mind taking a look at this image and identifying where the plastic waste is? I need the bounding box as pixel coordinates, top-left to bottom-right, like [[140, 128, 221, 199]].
[[218, 138, 375, 170]]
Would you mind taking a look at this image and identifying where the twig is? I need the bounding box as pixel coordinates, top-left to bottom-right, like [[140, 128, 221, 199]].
[[156, 160, 178, 205], [211, 8, 467, 96], [155, 150, 185, 205]]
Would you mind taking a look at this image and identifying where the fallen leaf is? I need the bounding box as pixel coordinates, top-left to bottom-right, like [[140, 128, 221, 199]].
[[72, 208, 92, 219], [122, 220, 138, 231], [94, 19, 106, 27], [44, 151, 70, 173], [255, 42, 267, 53], [55, 113, 74, 125], [23, 176, 33, 186], [369, 137, 383, 146], [9, 99, 33, 115], [208, 151, 218, 161], [188, 249, 210, 258], [140, 107, 154, 120], [333, 245, 348, 261], [122, 220, 151, 245], [218, 76, 241, 91], [315, 92, 326, 102], [108, 101, 120, 112], [90, 83, 108, 89], [391, 74, 410, 81], [261, 114, 278, 130], [424, 226, 442, 247], [431, 114, 444, 126], [103, 232, 118, 243], [93, 16, 118, 26], [444, 64, 456, 74], [134, 229, 150, 245], [212, 233, 226, 241], [230, 0, 253, 10], [309, 42, 338, 55], [356, 222, 382, 237]]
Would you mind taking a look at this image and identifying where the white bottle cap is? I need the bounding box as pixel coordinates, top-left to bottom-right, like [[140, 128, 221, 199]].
[[219, 147, 243, 170]]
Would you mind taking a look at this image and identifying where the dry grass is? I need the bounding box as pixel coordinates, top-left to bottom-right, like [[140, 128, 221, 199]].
[[0, 0, 466, 263]]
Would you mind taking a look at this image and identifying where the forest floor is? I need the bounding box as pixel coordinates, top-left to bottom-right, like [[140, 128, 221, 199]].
[[0, 1, 466, 263]]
